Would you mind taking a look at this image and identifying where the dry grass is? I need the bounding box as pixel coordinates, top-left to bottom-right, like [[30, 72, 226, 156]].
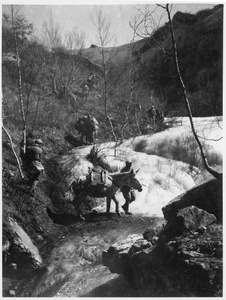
[[134, 132, 222, 170]]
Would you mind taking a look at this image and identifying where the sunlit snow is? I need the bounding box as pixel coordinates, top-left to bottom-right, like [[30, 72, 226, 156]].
[[60, 117, 223, 218]]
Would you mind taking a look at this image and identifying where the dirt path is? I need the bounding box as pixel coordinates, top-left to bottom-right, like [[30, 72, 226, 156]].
[[21, 212, 166, 297]]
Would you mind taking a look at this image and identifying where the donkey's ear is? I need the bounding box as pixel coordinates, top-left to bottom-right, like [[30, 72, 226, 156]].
[[130, 169, 134, 174], [135, 169, 140, 174]]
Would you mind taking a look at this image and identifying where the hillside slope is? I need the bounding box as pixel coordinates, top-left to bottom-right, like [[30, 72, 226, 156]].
[[2, 5, 223, 149], [80, 5, 223, 117]]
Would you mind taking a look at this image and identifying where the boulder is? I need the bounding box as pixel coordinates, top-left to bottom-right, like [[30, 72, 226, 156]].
[[162, 205, 217, 238], [143, 225, 163, 243], [103, 222, 222, 297], [102, 177, 222, 296], [64, 134, 82, 147], [102, 234, 152, 274], [129, 223, 222, 297], [3, 217, 44, 278], [162, 179, 222, 222]]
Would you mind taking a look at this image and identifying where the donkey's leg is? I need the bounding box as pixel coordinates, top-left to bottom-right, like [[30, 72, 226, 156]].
[[73, 193, 85, 221], [106, 196, 111, 215], [112, 195, 120, 216]]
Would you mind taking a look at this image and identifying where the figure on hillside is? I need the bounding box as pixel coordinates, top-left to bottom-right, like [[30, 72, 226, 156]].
[[120, 160, 136, 214], [87, 73, 100, 89], [87, 73, 95, 85], [155, 109, 164, 126], [24, 139, 45, 196], [75, 115, 99, 145], [91, 116, 99, 142], [82, 84, 89, 100], [147, 105, 156, 124], [155, 109, 162, 122], [85, 114, 99, 144]]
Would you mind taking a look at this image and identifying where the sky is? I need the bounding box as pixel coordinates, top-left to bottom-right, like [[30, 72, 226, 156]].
[[2, 1, 219, 47]]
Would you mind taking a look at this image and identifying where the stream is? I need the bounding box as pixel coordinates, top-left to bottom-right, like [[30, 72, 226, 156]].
[[20, 213, 165, 297]]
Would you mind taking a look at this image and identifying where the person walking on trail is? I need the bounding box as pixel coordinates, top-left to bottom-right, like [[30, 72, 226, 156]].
[[25, 139, 44, 196], [120, 160, 136, 215], [85, 114, 99, 144]]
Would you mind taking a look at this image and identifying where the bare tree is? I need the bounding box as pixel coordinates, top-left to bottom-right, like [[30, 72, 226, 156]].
[[91, 6, 130, 152], [3, 6, 55, 177], [91, 6, 114, 117], [40, 13, 86, 101], [10, 5, 27, 156], [63, 26, 86, 52], [2, 5, 34, 178], [40, 11, 62, 51]]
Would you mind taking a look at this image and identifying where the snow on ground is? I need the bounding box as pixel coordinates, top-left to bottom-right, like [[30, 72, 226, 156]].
[[123, 116, 223, 156], [159, 116, 222, 153], [62, 117, 223, 218], [95, 147, 196, 218]]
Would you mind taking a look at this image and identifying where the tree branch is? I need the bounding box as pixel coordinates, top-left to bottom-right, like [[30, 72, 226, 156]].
[[165, 4, 222, 181], [2, 125, 24, 179]]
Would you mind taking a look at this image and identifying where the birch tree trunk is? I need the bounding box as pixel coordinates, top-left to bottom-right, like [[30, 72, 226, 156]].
[[2, 126, 24, 179], [165, 3, 222, 181], [9, 5, 26, 178]]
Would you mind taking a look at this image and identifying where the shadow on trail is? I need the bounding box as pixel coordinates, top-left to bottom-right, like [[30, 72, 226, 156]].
[[46, 207, 119, 225], [81, 275, 139, 297]]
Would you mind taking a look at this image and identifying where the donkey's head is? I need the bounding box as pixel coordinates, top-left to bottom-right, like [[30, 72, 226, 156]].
[[128, 169, 142, 192]]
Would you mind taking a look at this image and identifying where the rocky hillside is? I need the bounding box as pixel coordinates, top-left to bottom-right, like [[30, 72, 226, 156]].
[[103, 178, 222, 297]]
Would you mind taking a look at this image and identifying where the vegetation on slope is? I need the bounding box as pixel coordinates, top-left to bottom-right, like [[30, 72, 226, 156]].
[[131, 5, 223, 116]]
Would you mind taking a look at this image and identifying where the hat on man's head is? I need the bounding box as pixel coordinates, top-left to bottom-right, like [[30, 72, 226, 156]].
[[35, 139, 43, 145]]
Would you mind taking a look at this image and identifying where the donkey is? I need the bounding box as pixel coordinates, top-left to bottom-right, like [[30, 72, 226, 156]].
[[71, 169, 142, 220]]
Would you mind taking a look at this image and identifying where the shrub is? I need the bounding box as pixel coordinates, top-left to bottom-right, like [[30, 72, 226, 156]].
[[141, 132, 222, 170], [133, 139, 147, 153]]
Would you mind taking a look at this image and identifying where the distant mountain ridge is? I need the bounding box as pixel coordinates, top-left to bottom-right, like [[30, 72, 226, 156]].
[[80, 4, 223, 68]]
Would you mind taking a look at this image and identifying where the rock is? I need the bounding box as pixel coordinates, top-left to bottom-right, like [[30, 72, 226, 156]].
[[9, 290, 16, 296], [4, 217, 43, 278], [128, 239, 152, 257], [3, 240, 11, 263], [128, 223, 222, 297], [36, 235, 44, 242], [102, 234, 152, 274], [3, 240, 11, 252], [162, 206, 217, 238], [143, 226, 163, 243], [9, 263, 17, 271], [162, 179, 222, 222], [103, 191, 222, 297], [64, 134, 82, 147]]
